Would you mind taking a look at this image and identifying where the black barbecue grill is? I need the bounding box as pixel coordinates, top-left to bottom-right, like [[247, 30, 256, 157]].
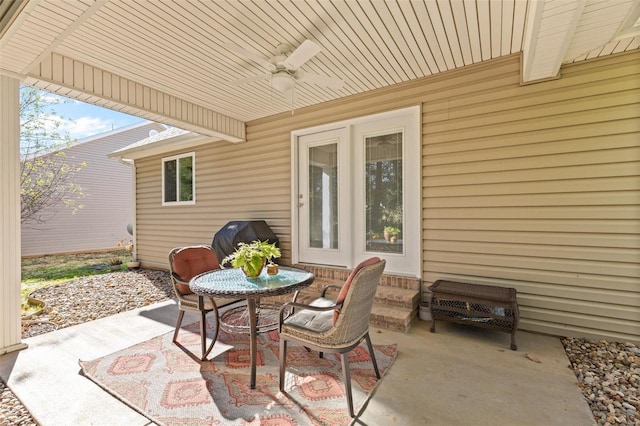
[[212, 220, 280, 263]]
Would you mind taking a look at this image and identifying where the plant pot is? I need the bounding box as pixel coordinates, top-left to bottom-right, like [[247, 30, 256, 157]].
[[383, 231, 391, 241], [267, 263, 279, 275], [127, 261, 140, 269], [110, 264, 122, 271], [419, 302, 432, 321], [242, 260, 265, 278]]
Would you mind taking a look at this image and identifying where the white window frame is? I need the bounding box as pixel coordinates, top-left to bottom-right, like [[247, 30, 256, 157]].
[[291, 106, 421, 277], [161, 152, 196, 206]]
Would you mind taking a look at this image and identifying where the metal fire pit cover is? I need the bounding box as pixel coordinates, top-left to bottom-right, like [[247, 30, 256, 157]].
[[212, 220, 280, 262]]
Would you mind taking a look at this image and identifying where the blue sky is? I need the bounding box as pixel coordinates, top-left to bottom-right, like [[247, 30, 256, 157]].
[[34, 88, 146, 141]]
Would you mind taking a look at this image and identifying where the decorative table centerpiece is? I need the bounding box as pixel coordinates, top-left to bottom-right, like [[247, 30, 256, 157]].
[[222, 240, 281, 278]]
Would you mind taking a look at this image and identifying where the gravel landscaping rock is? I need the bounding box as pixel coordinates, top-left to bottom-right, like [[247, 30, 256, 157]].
[[21, 269, 172, 338], [1, 270, 638, 425], [0, 379, 36, 426], [562, 337, 639, 426], [3, 269, 172, 426]]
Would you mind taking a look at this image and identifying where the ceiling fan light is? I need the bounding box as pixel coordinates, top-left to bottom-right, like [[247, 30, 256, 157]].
[[271, 73, 295, 92]]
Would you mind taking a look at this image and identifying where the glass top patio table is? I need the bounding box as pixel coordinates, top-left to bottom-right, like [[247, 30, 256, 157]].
[[190, 266, 314, 298], [189, 266, 314, 389]]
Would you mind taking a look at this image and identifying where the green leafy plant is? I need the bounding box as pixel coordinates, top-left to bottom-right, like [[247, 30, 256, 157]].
[[222, 240, 281, 277], [384, 226, 400, 236]]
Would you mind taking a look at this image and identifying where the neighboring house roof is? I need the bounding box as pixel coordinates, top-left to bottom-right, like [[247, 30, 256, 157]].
[[23, 121, 166, 159], [109, 127, 211, 160]]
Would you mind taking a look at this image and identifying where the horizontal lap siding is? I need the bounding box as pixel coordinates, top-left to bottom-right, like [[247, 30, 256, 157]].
[[134, 62, 438, 270], [135, 138, 292, 269], [135, 51, 639, 343], [21, 123, 165, 256], [423, 52, 640, 343]]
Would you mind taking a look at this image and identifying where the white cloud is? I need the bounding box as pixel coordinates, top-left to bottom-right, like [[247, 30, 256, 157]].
[[66, 116, 115, 139], [37, 113, 66, 133], [43, 115, 115, 140], [41, 94, 66, 104]]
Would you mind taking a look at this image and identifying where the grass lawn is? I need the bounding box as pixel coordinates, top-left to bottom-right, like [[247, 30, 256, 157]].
[[21, 251, 128, 314]]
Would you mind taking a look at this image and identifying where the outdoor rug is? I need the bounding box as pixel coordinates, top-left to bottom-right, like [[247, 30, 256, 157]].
[[79, 321, 397, 425]]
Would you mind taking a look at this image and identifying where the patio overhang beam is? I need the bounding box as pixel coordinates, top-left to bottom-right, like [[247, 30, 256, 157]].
[[521, 0, 586, 84], [0, 0, 244, 143], [20, 53, 245, 143]]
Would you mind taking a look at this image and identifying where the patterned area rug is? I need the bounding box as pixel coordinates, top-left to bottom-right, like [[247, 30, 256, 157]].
[[79, 321, 397, 425]]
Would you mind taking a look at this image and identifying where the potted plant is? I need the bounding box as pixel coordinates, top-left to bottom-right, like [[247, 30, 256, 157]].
[[222, 240, 281, 278], [383, 226, 400, 242], [118, 237, 139, 269], [108, 257, 123, 271]]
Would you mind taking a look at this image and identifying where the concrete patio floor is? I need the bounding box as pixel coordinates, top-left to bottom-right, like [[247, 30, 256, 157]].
[[0, 300, 595, 425]]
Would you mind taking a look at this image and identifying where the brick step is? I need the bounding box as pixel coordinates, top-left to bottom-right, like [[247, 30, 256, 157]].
[[370, 303, 416, 333], [292, 279, 419, 333], [298, 278, 418, 309], [296, 264, 421, 291], [280, 265, 422, 333], [375, 285, 420, 310]]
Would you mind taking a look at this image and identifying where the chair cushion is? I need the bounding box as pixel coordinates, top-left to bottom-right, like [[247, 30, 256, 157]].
[[180, 293, 216, 310], [284, 298, 335, 333], [334, 257, 381, 323], [172, 247, 220, 295]]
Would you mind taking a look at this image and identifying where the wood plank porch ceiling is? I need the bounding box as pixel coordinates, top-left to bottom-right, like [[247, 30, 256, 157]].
[[1, 0, 638, 137]]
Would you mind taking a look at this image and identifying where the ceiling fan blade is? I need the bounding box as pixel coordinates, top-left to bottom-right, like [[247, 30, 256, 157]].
[[298, 71, 344, 90], [223, 43, 276, 71], [229, 73, 270, 86], [283, 39, 321, 69]]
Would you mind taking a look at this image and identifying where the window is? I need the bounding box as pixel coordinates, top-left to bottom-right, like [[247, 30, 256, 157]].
[[162, 152, 195, 205], [364, 131, 403, 255], [292, 106, 420, 276]]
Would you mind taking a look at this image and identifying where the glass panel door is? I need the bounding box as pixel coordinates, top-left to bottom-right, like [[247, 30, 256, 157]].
[[297, 128, 348, 266], [308, 144, 338, 249], [365, 132, 403, 254], [293, 106, 420, 275]]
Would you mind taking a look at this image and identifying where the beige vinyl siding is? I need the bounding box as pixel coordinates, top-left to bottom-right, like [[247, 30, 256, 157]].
[[21, 122, 165, 256], [135, 51, 639, 343], [421, 52, 639, 343], [135, 136, 293, 268]]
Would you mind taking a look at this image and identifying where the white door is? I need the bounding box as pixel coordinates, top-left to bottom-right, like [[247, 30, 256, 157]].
[[297, 128, 349, 266], [292, 106, 421, 276]]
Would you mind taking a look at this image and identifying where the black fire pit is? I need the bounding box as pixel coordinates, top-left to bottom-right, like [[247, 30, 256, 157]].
[[212, 220, 280, 262]]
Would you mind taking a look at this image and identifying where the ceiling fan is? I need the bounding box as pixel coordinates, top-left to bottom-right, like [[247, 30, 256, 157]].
[[223, 40, 344, 104]]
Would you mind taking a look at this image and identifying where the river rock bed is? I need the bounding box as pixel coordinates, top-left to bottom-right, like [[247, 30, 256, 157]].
[[562, 337, 639, 425], [0, 380, 36, 426], [2, 269, 172, 426], [21, 269, 172, 338]]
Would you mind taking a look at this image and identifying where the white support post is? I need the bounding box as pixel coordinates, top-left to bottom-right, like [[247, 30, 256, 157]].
[[0, 76, 27, 355]]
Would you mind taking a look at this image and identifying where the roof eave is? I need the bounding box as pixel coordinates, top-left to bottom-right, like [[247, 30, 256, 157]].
[[109, 132, 215, 161]]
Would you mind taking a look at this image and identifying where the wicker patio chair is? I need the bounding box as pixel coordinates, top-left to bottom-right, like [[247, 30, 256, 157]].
[[168, 245, 221, 360], [278, 257, 386, 417]]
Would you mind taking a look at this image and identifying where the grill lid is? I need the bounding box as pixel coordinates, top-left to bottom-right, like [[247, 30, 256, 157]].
[[212, 220, 280, 263]]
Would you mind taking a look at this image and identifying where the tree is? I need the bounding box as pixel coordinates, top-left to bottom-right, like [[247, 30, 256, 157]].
[[20, 87, 85, 227]]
